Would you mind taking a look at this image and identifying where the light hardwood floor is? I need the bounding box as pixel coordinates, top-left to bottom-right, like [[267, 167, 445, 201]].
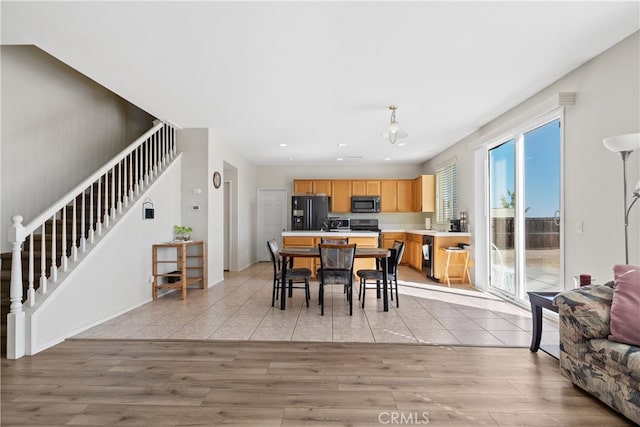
[[1, 340, 632, 426], [2, 263, 632, 425]]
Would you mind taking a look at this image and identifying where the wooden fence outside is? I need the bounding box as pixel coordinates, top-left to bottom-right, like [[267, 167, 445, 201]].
[[492, 217, 559, 250]]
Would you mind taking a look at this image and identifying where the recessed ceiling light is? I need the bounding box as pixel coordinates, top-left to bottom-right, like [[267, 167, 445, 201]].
[[336, 158, 343, 161], [337, 143, 346, 147], [397, 142, 407, 147], [288, 158, 294, 162], [279, 143, 288, 147], [384, 157, 391, 161]]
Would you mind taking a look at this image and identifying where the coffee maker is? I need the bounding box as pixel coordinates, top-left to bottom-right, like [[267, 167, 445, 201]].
[[450, 219, 461, 232]]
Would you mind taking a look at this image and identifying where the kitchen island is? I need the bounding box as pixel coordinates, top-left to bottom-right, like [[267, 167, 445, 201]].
[[282, 231, 379, 276]]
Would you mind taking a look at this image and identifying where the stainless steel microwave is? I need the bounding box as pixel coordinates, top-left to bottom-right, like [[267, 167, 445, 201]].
[[351, 196, 381, 213]]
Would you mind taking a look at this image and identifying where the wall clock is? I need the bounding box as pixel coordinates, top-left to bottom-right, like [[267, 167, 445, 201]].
[[213, 171, 222, 189]]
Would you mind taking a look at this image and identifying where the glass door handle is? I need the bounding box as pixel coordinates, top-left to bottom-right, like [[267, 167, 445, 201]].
[[553, 210, 560, 227]]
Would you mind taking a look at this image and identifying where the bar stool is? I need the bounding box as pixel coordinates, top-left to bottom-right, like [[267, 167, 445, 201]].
[[441, 248, 472, 287]]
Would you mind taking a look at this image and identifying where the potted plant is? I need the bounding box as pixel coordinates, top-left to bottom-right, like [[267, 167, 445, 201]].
[[173, 225, 193, 241]]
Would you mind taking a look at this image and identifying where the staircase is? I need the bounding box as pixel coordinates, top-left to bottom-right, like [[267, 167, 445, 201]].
[[1, 121, 178, 358]]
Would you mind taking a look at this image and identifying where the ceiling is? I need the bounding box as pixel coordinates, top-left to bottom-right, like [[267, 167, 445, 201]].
[[2, 2, 639, 166]]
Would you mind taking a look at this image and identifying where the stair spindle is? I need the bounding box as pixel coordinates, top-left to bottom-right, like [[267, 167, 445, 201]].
[[117, 161, 123, 214], [50, 212, 58, 282], [71, 198, 78, 262], [40, 223, 48, 294], [110, 166, 116, 219], [96, 177, 103, 236], [103, 170, 110, 228], [135, 146, 141, 195], [145, 136, 151, 184], [80, 190, 87, 253], [127, 154, 133, 204], [27, 233, 35, 307], [61, 205, 68, 270], [89, 183, 95, 243]]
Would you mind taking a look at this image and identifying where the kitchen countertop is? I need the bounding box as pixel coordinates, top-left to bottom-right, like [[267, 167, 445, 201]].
[[283, 230, 471, 238], [382, 229, 472, 237], [282, 231, 379, 238]]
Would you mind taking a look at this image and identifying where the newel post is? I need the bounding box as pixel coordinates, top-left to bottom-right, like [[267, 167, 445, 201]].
[[7, 215, 26, 359]]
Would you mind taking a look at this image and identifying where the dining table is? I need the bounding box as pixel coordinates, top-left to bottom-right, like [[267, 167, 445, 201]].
[[278, 246, 391, 311]]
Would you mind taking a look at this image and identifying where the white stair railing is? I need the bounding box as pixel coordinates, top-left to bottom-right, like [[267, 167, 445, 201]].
[[6, 121, 178, 359]]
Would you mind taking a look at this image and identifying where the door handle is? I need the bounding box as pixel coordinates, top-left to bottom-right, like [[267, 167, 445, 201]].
[[553, 209, 560, 227]]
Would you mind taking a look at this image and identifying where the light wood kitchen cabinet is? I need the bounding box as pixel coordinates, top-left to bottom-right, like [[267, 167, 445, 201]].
[[352, 180, 381, 196], [293, 180, 332, 196], [412, 175, 435, 212], [406, 233, 424, 271], [397, 180, 413, 212], [331, 180, 352, 213], [349, 236, 378, 273], [381, 232, 407, 265], [380, 180, 397, 212], [381, 232, 404, 249], [294, 180, 314, 194], [282, 236, 317, 273], [313, 180, 332, 196]]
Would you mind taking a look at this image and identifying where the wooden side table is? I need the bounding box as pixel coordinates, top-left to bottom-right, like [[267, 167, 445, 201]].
[[152, 240, 207, 300], [440, 248, 472, 287]]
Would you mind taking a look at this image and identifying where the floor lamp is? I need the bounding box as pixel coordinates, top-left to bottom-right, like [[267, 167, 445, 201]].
[[603, 133, 640, 264]]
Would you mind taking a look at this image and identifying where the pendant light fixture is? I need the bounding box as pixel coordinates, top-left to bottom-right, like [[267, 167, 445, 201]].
[[381, 105, 408, 144]]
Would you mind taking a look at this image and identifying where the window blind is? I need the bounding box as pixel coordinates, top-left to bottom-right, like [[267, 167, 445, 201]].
[[436, 163, 457, 223]]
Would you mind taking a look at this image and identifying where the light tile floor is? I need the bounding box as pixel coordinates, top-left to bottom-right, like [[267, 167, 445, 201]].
[[76, 262, 560, 349]]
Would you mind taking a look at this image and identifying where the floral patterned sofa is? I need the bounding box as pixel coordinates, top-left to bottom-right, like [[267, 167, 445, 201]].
[[554, 283, 640, 424]]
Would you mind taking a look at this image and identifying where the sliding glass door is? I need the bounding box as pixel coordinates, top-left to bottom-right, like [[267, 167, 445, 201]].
[[488, 115, 562, 300], [523, 119, 561, 293], [489, 140, 516, 296]]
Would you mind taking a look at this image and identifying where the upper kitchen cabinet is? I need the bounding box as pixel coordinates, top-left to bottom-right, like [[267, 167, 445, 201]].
[[352, 180, 381, 196], [412, 175, 435, 212], [313, 180, 332, 196], [380, 180, 397, 212], [331, 180, 352, 212], [397, 180, 413, 212], [294, 180, 313, 194], [294, 179, 332, 196]]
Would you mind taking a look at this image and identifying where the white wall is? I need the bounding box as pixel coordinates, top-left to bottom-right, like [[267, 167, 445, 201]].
[[177, 128, 258, 281], [0, 45, 154, 251], [219, 135, 258, 270], [425, 31, 640, 288], [30, 159, 181, 354]]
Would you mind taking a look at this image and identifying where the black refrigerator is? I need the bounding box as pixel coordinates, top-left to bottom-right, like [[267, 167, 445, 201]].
[[291, 195, 330, 230]]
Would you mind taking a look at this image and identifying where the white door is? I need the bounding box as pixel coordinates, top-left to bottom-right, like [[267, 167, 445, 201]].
[[258, 189, 288, 262]]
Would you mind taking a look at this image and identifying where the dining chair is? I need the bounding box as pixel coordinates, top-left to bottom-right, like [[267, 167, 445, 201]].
[[317, 237, 350, 293], [317, 243, 357, 315], [266, 240, 312, 307], [356, 240, 405, 308]]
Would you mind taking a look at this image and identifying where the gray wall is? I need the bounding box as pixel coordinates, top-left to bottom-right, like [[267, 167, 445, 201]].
[[424, 31, 640, 288], [1, 45, 154, 251]]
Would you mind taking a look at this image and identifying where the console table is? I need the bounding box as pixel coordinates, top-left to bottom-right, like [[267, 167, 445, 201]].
[[152, 240, 207, 300]]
